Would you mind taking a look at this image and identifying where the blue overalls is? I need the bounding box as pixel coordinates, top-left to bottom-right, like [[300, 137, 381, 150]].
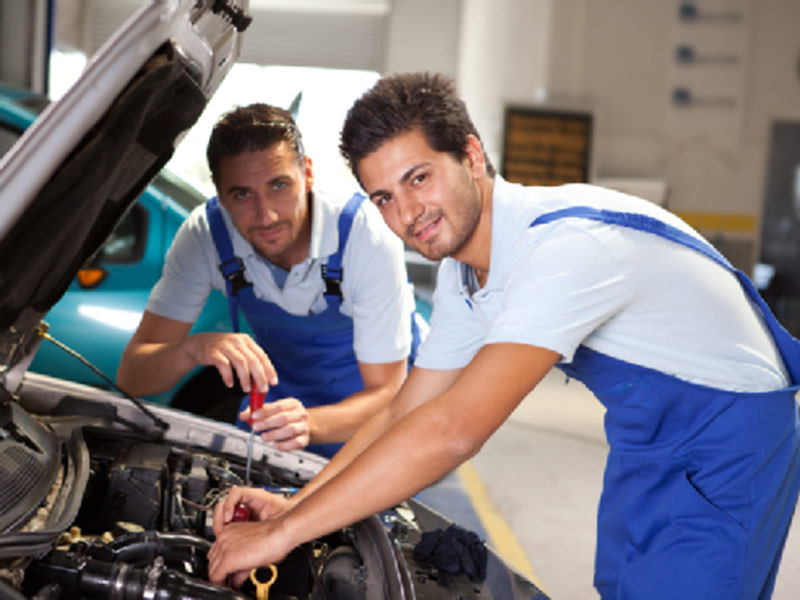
[[530, 207, 800, 599], [207, 192, 420, 458]]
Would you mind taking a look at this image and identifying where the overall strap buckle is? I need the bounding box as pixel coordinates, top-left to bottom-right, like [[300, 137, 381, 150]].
[[219, 256, 252, 296], [321, 264, 342, 298]]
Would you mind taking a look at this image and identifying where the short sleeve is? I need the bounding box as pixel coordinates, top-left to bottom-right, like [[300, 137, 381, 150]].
[[146, 210, 217, 323], [485, 222, 634, 361], [343, 204, 416, 364]]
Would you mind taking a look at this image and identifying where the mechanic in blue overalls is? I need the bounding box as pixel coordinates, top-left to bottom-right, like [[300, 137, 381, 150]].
[[208, 75, 800, 597], [118, 103, 423, 459]]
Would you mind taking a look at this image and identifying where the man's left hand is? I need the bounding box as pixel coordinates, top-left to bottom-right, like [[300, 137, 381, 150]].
[[208, 518, 292, 586], [240, 397, 311, 451]]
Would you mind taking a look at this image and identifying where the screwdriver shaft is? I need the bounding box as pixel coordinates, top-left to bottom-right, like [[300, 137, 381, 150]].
[[245, 428, 255, 484]]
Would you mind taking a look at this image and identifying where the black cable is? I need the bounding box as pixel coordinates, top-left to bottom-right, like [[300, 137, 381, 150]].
[[302, 543, 328, 600], [38, 330, 169, 431]]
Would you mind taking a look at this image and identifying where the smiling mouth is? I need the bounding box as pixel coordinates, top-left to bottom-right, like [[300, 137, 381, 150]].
[[412, 215, 442, 242]]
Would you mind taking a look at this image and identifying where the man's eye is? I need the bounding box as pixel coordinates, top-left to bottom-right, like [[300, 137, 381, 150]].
[[233, 190, 250, 201], [412, 173, 427, 185], [375, 195, 391, 207], [273, 181, 288, 191]]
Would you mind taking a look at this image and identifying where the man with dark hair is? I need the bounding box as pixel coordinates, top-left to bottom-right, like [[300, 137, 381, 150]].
[[208, 76, 800, 599], [118, 103, 423, 458]]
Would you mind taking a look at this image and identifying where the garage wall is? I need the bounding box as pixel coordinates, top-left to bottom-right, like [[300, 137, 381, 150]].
[[382, 0, 461, 77], [424, 0, 800, 272], [0, 0, 49, 92], [78, 0, 389, 71], [456, 0, 552, 174], [544, 0, 800, 269], [44, 0, 800, 271]]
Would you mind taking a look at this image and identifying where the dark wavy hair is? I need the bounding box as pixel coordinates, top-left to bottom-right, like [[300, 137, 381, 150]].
[[340, 72, 495, 186], [207, 103, 305, 184]]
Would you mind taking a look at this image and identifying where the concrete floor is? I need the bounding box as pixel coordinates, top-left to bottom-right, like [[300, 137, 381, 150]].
[[422, 370, 800, 599]]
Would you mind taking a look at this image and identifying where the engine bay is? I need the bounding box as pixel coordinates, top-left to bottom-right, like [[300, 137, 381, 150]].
[[0, 417, 416, 599], [0, 368, 545, 600]]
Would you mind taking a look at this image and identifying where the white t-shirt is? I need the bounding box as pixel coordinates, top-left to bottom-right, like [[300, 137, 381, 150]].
[[415, 177, 789, 393], [146, 189, 416, 364]]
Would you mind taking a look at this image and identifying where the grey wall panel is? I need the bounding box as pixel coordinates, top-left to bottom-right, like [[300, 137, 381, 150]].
[[0, 0, 49, 93], [82, 1, 386, 71], [238, 10, 386, 70]]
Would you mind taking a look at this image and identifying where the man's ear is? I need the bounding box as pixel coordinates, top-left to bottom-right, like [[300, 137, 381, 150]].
[[464, 134, 487, 178], [304, 155, 314, 190]]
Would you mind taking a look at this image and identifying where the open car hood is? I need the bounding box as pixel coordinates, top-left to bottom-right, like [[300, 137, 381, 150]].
[[0, 0, 249, 376]]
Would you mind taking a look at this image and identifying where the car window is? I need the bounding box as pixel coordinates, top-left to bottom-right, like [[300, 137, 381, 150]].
[[15, 95, 50, 114], [99, 203, 147, 263], [0, 123, 22, 157], [152, 170, 206, 211]]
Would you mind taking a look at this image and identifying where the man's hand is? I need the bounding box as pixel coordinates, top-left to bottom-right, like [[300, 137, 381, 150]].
[[208, 518, 293, 587], [185, 332, 278, 393], [212, 486, 295, 537], [241, 397, 311, 451]]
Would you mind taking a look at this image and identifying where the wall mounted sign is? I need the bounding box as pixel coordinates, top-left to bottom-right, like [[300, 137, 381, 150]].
[[501, 106, 592, 187]]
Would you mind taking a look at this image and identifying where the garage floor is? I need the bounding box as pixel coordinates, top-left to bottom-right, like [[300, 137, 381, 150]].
[[418, 371, 800, 599]]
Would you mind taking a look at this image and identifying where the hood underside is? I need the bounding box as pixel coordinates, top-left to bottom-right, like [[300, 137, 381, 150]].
[[0, 43, 205, 336]]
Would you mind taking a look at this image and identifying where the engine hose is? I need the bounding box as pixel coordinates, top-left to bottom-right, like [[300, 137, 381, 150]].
[[103, 531, 211, 569], [25, 551, 248, 600]]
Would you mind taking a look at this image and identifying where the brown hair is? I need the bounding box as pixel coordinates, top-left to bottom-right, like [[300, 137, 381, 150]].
[[207, 103, 305, 183], [340, 72, 495, 185]]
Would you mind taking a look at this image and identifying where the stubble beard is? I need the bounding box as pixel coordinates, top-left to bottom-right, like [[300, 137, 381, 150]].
[[408, 201, 481, 262], [250, 222, 294, 266], [410, 176, 482, 261]]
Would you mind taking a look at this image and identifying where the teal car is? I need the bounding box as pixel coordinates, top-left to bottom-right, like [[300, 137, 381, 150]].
[[0, 81, 241, 417], [1, 82, 433, 421]]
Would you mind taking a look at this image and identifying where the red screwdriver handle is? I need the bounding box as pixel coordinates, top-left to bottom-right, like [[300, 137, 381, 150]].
[[249, 385, 265, 425], [232, 502, 251, 522]]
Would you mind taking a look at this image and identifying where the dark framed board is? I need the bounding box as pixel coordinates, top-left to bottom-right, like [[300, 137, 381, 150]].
[[501, 106, 593, 186]]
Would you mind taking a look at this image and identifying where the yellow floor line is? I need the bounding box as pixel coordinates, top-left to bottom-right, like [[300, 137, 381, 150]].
[[456, 461, 549, 594]]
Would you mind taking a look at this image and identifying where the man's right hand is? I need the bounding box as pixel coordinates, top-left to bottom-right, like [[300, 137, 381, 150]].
[[212, 486, 295, 537], [241, 396, 311, 451], [184, 332, 278, 393]]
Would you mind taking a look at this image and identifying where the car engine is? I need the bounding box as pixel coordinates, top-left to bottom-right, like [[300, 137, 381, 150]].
[[0, 410, 415, 600]]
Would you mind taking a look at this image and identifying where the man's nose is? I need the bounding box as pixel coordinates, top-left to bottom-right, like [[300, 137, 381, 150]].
[[397, 194, 424, 226], [255, 197, 279, 223]]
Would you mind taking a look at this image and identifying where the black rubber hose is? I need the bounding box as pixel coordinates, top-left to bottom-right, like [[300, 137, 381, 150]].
[[25, 550, 248, 599], [104, 531, 211, 567]]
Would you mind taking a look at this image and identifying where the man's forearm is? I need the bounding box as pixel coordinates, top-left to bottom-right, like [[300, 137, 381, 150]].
[[292, 367, 459, 504], [281, 345, 559, 555], [292, 397, 397, 504], [305, 358, 408, 444], [282, 386, 476, 553], [117, 338, 196, 397], [307, 386, 394, 444]]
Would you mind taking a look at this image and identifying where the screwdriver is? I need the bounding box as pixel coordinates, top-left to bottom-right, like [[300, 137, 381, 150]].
[[245, 383, 265, 485]]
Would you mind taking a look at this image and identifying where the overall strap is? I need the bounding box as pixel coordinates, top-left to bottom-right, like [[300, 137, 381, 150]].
[[321, 192, 367, 300], [530, 206, 800, 383], [530, 207, 734, 270], [206, 197, 251, 332]]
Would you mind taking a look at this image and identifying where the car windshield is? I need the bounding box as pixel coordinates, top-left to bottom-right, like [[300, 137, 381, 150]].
[[151, 169, 206, 211], [0, 121, 18, 158]]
